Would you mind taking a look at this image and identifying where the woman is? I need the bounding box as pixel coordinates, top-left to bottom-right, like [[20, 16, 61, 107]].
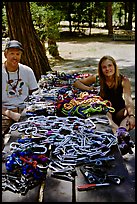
[[73, 55, 135, 134]]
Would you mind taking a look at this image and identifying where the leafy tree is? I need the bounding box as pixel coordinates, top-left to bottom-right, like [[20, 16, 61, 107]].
[[3, 2, 135, 54], [30, 2, 63, 59], [126, 2, 134, 30], [113, 2, 135, 29], [2, 3, 8, 37], [4, 2, 51, 81]]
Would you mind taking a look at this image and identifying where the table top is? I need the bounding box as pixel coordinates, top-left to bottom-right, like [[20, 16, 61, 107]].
[[2, 114, 135, 202]]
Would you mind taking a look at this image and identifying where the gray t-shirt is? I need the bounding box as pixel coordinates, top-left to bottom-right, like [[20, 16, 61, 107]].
[[2, 62, 39, 109]]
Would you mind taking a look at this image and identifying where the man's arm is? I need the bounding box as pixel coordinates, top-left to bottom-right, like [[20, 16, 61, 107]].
[[29, 88, 39, 95], [2, 107, 21, 122]]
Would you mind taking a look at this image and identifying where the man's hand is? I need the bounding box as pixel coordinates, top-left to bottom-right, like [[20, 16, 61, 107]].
[[4, 109, 21, 122]]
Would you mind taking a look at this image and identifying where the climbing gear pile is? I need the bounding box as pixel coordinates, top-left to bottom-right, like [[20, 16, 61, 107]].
[[2, 71, 134, 195], [115, 127, 134, 155]]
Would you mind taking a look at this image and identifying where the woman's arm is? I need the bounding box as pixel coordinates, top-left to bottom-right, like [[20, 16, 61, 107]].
[[106, 112, 119, 134], [73, 74, 97, 91], [122, 76, 135, 130], [122, 76, 135, 115]]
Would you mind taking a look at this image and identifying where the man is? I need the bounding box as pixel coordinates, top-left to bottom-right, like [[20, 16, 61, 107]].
[[2, 40, 39, 121]]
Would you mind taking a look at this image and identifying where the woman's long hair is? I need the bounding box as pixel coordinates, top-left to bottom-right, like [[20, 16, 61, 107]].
[[98, 55, 120, 98]]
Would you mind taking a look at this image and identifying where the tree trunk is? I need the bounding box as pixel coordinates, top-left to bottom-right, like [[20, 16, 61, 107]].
[[127, 2, 133, 30], [106, 2, 113, 36], [68, 2, 72, 33], [48, 39, 59, 58], [5, 2, 52, 81], [48, 38, 64, 60], [124, 2, 127, 29]]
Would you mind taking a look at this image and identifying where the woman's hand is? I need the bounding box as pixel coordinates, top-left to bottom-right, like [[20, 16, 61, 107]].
[[128, 115, 135, 130]]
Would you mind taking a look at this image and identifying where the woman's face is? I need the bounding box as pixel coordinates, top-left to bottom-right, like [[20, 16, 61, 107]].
[[101, 59, 115, 77]]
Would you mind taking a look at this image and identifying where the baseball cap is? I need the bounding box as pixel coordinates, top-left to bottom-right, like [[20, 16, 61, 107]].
[[5, 40, 24, 51]]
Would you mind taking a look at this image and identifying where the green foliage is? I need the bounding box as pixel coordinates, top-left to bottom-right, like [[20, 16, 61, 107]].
[[30, 2, 62, 42], [2, 2, 135, 39], [2, 4, 8, 37]]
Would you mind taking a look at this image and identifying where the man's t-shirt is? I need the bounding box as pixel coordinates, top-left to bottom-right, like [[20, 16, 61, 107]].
[[2, 63, 39, 109]]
